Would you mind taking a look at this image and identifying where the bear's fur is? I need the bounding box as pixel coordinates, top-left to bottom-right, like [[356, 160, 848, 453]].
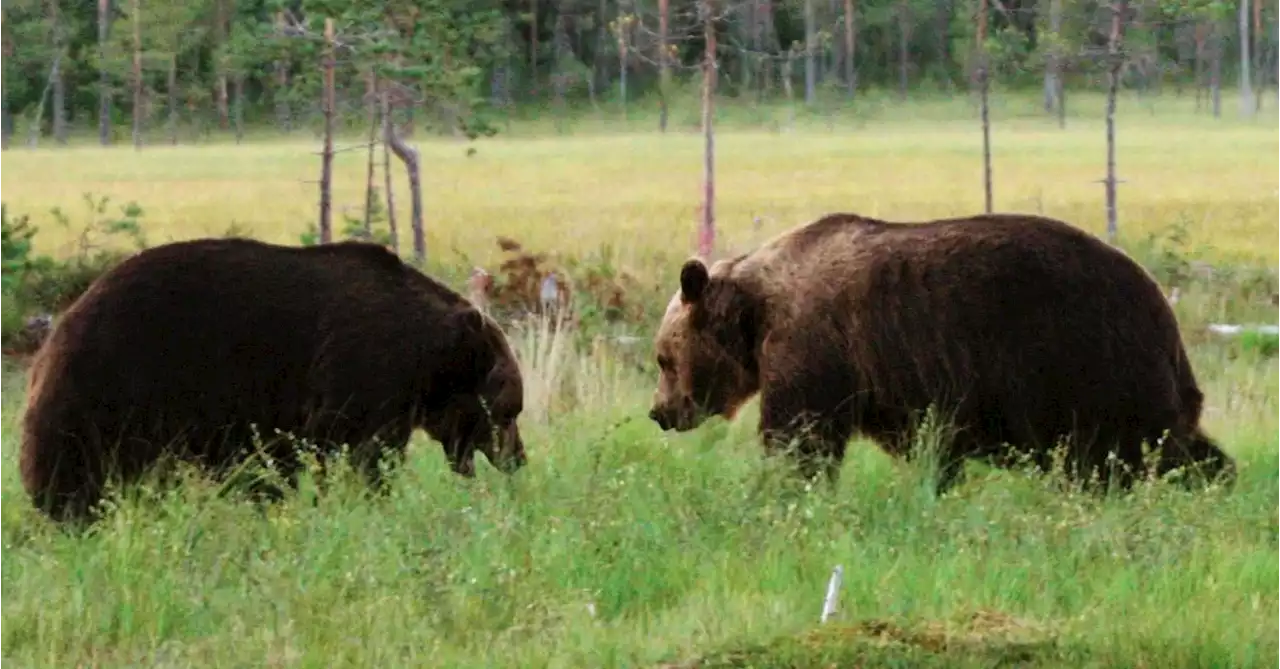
[[648, 212, 1234, 492], [21, 238, 527, 523]]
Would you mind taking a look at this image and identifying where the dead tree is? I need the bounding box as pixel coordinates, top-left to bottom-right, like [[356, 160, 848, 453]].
[[363, 70, 379, 237], [977, 0, 993, 213], [381, 90, 400, 253], [1103, 0, 1128, 245], [699, 0, 717, 259], [131, 0, 143, 150], [97, 0, 111, 146], [318, 17, 336, 244], [0, 9, 8, 149]]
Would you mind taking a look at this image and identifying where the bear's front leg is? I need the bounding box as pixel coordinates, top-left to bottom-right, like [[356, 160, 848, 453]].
[[349, 422, 414, 493], [758, 367, 857, 485]]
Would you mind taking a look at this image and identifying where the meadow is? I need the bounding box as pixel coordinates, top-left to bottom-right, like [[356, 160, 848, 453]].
[[1, 92, 1278, 668]]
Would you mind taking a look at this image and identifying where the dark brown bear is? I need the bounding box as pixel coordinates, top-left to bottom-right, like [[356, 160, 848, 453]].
[[21, 238, 527, 523], [648, 212, 1234, 493]]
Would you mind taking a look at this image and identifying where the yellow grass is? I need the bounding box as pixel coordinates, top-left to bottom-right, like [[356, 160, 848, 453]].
[[2, 105, 1277, 272]]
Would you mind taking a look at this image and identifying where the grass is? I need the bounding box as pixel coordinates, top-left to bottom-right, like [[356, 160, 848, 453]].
[[2, 92, 1278, 668]]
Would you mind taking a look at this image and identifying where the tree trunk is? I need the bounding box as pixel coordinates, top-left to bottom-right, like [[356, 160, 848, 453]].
[[1274, 3, 1278, 108], [1210, 22, 1222, 118], [0, 10, 10, 149], [1104, 0, 1128, 245], [1253, 0, 1264, 110], [804, 0, 816, 105], [386, 129, 425, 263], [215, 0, 230, 130], [98, 0, 111, 146], [168, 55, 178, 145], [274, 13, 292, 133], [27, 54, 60, 148], [363, 72, 379, 238], [1194, 22, 1206, 111], [618, 25, 628, 120], [49, 0, 67, 145], [659, 0, 670, 131], [381, 91, 399, 253], [978, 0, 992, 213], [530, 0, 539, 94], [1043, 0, 1062, 113], [1239, 0, 1254, 116], [319, 18, 336, 244], [897, 0, 910, 100], [843, 0, 856, 98], [233, 75, 245, 143], [700, 0, 717, 259], [131, 0, 143, 150]]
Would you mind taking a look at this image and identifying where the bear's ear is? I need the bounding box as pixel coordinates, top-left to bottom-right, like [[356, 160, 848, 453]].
[[447, 305, 487, 337], [680, 258, 710, 303], [444, 305, 497, 385]]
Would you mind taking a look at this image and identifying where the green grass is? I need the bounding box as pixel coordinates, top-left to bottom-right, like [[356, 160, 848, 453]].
[[2, 94, 1278, 667]]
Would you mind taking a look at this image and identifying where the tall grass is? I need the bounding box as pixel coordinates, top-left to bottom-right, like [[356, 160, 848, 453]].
[[2, 97, 1277, 667]]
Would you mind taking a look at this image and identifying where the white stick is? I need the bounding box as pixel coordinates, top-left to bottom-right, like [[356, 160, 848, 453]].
[[820, 564, 843, 623]]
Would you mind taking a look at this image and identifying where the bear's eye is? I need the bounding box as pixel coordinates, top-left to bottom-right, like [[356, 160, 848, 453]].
[[656, 354, 674, 371]]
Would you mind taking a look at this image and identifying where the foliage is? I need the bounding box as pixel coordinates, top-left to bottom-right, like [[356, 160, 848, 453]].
[[467, 235, 661, 360], [0, 194, 148, 354], [3, 0, 1275, 141]]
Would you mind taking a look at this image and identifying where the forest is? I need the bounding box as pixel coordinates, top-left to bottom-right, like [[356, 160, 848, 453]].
[[1, 0, 1274, 146]]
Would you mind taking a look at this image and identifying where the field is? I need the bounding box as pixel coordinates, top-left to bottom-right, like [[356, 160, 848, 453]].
[[2, 93, 1278, 668]]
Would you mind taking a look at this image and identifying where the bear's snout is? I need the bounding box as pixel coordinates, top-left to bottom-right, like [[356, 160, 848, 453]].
[[649, 407, 671, 430]]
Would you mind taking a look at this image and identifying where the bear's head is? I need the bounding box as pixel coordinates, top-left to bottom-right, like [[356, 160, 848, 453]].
[[421, 306, 527, 476], [649, 257, 762, 432]]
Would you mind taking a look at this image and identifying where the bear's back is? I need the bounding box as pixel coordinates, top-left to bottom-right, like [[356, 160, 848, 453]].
[[25, 237, 461, 444]]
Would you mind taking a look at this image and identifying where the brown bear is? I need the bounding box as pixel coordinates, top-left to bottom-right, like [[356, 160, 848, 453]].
[[20, 237, 527, 524], [648, 212, 1235, 493]]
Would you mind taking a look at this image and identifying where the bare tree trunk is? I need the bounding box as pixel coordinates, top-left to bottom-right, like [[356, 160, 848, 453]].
[[1043, 0, 1062, 113], [1239, 0, 1255, 116], [49, 0, 67, 145], [699, 0, 717, 259], [167, 55, 178, 145], [618, 23, 629, 120], [274, 13, 292, 133], [659, 0, 670, 131], [98, 0, 111, 146], [364, 71, 379, 237], [131, 0, 143, 150], [978, 0, 993, 213], [1254, 0, 1265, 110], [552, 13, 569, 132], [783, 45, 796, 127], [1057, 65, 1066, 128], [319, 17, 336, 244], [1210, 22, 1222, 118], [804, 0, 816, 105], [897, 0, 910, 100], [386, 129, 424, 263], [381, 91, 400, 252], [215, 0, 230, 130], [530, 0, 539, 94], [233, 75, 245, 144], [1274, 5, 1279, 108], [1194, 23, 1206, 111], [1104, 0, 1128, 245], [27, 54, 61, 148], [844, 0, 856, 98], [0, 10, 10, 149]]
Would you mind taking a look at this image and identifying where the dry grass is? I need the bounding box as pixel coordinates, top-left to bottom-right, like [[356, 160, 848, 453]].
[[3, 97, 1277, 273], [1, 96, 1276, 669]]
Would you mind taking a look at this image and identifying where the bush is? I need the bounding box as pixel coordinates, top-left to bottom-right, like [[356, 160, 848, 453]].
[[0, 195, 149, 354]]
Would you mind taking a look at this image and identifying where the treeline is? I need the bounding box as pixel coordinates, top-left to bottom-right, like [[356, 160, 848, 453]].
[[1, 0, 1274, 145]]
